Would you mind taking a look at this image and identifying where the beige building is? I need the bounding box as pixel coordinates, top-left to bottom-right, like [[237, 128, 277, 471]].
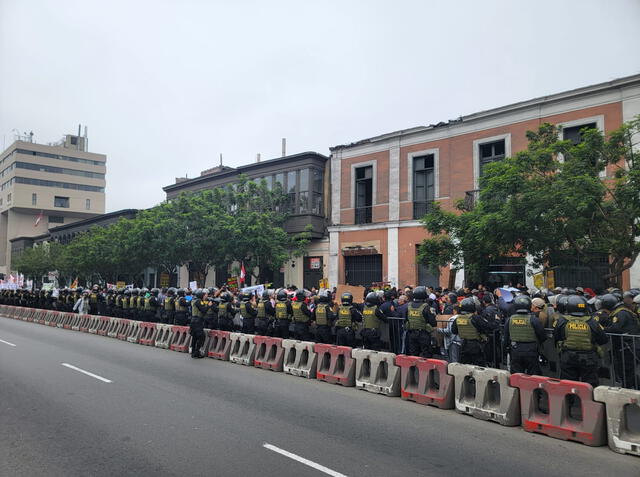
[[0, 131, 106, 275]]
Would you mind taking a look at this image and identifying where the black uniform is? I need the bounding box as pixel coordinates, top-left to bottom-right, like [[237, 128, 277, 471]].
[[190, 299, 208, 358], [240, 301, 258, 334], [452, 313, 494, 366], [503, 313, 546, 375], [555, 314, 608, 387], [361, 304, 387, 350], [256, 299, 275, 336], [204, 298, 219, 330], [273, 300, 293, 339], [291, 300, 313, 340], [404, 302, 437, 357], [218, 302, 236, 331], [174, 297, 190, 326], [313, 302, 335, 344], [604, 305, 640, 388], [334, 305, 362, 347]]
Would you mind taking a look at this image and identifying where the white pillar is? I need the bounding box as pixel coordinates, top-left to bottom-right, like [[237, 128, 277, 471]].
[[329, 230, 339, 287], [387, 226, 399, 287], [389, 144, 400, 222], [623, 87, 640, 287]]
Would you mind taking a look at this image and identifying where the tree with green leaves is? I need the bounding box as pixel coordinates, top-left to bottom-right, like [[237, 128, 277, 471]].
[[417, 116, 640, 287]]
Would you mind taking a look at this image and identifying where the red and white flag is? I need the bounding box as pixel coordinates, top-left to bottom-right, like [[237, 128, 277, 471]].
[[34, 210, 44, 227], [240, 262, 246, 285]]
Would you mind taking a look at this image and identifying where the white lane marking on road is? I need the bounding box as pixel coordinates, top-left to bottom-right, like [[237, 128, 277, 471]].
[[263, 443, 348, 477], [61, 363, 112, 383], [0, 338, 17, 347]]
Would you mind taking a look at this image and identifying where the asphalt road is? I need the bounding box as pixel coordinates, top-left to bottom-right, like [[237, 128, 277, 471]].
[[1, 317, 638, 477]]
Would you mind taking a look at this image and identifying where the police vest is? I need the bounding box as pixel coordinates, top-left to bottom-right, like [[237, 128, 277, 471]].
[[144, 297, 152, 311], [123, 297, 129, 309], [508, 313, 536, 342], [115, 296, 123, 308], [335, 306, 352, 328], [362, 305, 380, 329], [175, 298, 188, 313], [89, 293, 98, 305], [315, 304, 329, 326], [138, 297, 145, 310], [240, 302, 253, 319], [191, 300, 204, 318], [224, 303, 236, 320], [406, 303, 429, 331], [292, 302, 309, 323], [257, 301, 266, 319], [164, 297, 175, 312], [563, 315, 593, 351], [275, 302, 289, 320], [456, 314, 481, 340]]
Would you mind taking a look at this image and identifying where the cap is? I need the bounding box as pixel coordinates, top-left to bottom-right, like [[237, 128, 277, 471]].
[[576, 287, 584, 292], [532, 298, 546, 308]]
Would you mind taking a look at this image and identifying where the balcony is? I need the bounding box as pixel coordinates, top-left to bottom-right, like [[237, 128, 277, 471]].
[[355, 206, 373, 224], [413, 201, 434, 219], [464, 189, 480, 210]]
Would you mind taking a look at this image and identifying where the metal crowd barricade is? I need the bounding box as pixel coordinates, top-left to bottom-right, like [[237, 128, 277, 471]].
[[606, 333, 639, 390]]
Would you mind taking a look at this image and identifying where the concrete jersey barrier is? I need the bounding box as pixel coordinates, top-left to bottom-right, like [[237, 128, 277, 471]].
[[282, 340, 317, 378], [352, 349, 401, 396], [229, 333, 257, 366], [594, 386, 640, 456]]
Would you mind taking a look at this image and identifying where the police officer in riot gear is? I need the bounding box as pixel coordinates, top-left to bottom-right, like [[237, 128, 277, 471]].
[[218, 292, 236, 331], [291, 289, 313, 340], [594, 293, 617, 328], [404, 286, 437, 357], [190, 289, 208, 358], [334, 292, 362, 347], [204, 288, 219, 330], [452, 298, 493, 366], [163, 288, 177, 324], [256, 290, 275, 336], [88, 285, 102, 315], [239, 292, 258, 334], [313, 290, 335, 344], [554, 295, 608, 387], [137, 288, 148, 319], [144, 288, 160, 322], [503, 295, 546, 375], [174, 288, 190, 326], [604, 291, 640, 388], [122, 288, 132, 319], [130, 288, 140, 320], [273, 290, 293, 338], [361, 291, 387, 350]]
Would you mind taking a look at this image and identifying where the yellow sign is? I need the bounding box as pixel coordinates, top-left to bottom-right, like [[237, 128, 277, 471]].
[[116, 281, 126, 289], [160, 273, 170, 287], [546, 270, 555, 289], [533, 273, 544, 290]]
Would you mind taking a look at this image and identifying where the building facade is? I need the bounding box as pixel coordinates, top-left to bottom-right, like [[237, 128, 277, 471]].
[[328, 74, 640, 290], [0, 132, 106, 276], [163, 152, 330, 289]]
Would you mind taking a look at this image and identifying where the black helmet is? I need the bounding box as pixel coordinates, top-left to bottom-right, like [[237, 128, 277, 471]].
[[384, 289, 396, 300], [556, 295, 569, 314], [276, 289, 288, 302], [131, 288, 139, 296], [318, 290, 330, 303], [194, 289, 206, 299], [221, 292, 232, 303], [412, 286, 428, 301], [241, 293, 251, 302], [167, 287, 176, 296], [600, 294, 617, 311], [513, 296, 532, 314], [365, 292, 379, 306], [623, 290, 636, 301], [208, 287, 218, 296], [107, 288, 115, 295], [177, 288, 185, 296], [92, 284, 99, 291], [76, 287, 84, 294], [460, 297, 476, 313], [295, 289, 306, 301], [566, 295, 589, 316], [261, 290, 270, 300], [124, 288, 131, 296], [151, 288, 160, 296], [341, 292, 353, 306]]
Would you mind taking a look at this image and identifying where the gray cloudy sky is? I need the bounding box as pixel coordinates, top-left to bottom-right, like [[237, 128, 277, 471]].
[[1, 0, 639, 212]]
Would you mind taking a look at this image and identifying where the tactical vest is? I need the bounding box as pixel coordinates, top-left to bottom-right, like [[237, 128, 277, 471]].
[[175, 298, 188, 313], [406, 303, 429, 331], [611, 305, 640, 324], [123, 297, 129, 309], [138, 296, 145, 310], [335, 306, 352, 328], [191, 300, 203, 318], [240, 302, 253, 319], [116, 296, 123, 308], [292, 302, 308, 323], [275, 302, 289, 320], [89, 293, 98, 305], [164, 297, 175, 311], [315, 304, 329, 326], [362, 305, 380, 329], [144, 297, 152, 311], [257, 301, 266, 319], [225, 303, 236, 320], [563, 315, 593, 351], [508, 313, 536, 342], [456, 314, 481, 340]]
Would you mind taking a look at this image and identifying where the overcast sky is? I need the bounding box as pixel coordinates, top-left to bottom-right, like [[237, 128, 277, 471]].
[[1, 0, 639, 212]]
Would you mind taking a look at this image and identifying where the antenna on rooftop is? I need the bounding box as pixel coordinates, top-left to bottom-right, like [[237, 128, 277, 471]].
[[219, 153, 223, 166]]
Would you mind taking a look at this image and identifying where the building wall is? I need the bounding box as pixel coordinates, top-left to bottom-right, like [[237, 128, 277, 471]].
[[329, 76, 640, 288]]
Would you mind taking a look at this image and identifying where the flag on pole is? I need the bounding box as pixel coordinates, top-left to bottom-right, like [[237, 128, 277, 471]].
[[240, 262, 246, 285], [71, 277, 78, 289], [34, 210, 44, 227]]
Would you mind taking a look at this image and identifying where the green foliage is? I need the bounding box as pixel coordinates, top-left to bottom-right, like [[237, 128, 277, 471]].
[[13, 174, 311, 285], [417, 116, 640, 286]]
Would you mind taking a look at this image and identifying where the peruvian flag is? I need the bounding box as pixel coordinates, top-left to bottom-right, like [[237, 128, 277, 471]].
[[34, 210, 44, 227], [240, 262, 246, 285]]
